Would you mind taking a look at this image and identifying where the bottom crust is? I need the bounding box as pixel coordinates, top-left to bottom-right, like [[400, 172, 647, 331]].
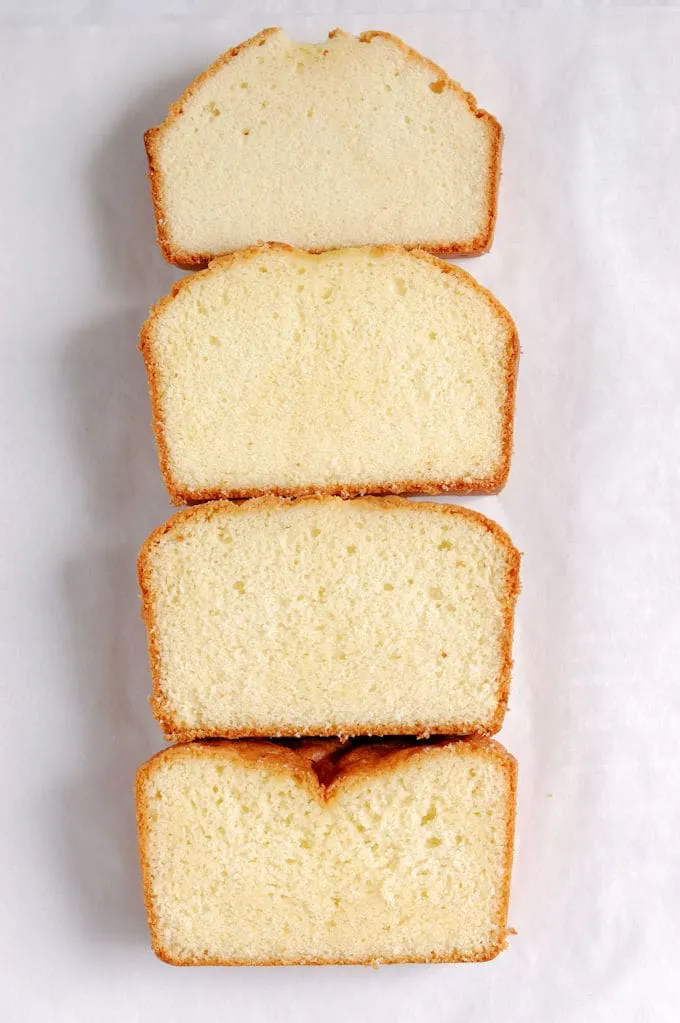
[[172, 473, 509, 507], [157, 714, 506, 744], [152, 944, 507, 967]]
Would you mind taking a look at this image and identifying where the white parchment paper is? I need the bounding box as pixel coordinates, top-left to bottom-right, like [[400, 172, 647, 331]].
[[1, 2, 679, 1020]]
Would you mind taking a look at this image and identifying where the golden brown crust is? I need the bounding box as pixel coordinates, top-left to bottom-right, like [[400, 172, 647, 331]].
[[136, 735, 517, 966], [138, 243, 519, 505], [144, 28, 502, 268], [137, 495, 521, 742]]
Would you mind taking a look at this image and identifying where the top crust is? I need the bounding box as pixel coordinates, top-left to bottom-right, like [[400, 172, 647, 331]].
[[145, 28, 502, 268], [138, 734, 516, 803]]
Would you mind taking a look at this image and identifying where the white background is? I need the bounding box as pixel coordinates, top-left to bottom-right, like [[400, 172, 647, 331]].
[[1, 1, 679, 1020]]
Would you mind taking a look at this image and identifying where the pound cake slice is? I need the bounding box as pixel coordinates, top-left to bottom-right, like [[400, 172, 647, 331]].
[[136, 737, 517, 965], [145, 28, 502, 268], [138, 496, 520, 741], [140, 244, 518, 503]]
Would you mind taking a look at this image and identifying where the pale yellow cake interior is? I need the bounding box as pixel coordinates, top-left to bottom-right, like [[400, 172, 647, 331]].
[[153, 29, 498, 257], [144, 246, 514, 497], [143, 498, 517, 737], [140, 741, 513, 963]]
